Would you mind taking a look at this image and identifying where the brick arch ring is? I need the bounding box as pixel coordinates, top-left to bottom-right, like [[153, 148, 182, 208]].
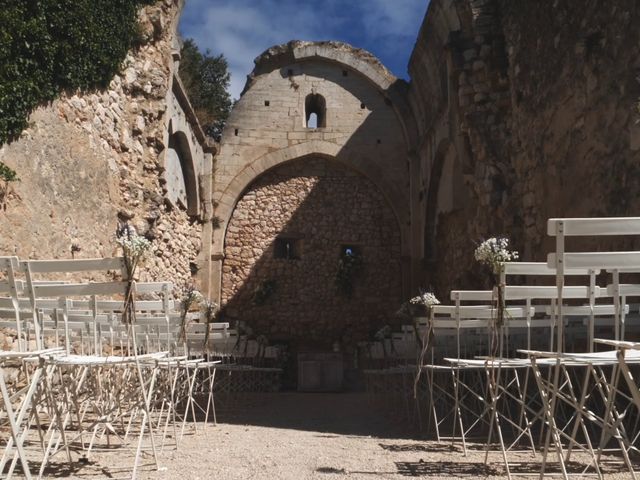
[[212, 140, 409, 253]]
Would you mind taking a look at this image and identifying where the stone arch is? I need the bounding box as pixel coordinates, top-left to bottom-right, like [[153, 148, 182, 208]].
[[424, 139, 463, 261], [213, 140, 407, 255], [166, 130, 199, 216], [213, 41, 415, 303], [244, 41, 418, 147]]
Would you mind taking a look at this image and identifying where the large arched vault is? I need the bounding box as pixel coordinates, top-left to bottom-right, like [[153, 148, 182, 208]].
[[211, 41, 414, 342]]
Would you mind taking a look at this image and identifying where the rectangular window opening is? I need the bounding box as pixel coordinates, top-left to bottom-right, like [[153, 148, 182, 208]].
[[275, 238, 301, 260]]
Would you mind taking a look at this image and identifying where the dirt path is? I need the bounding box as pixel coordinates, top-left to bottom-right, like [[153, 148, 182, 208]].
[[43, 393, 629, 479]]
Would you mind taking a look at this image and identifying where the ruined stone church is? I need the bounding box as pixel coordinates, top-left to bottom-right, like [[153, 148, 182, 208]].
[[1, 0, 639, 350]]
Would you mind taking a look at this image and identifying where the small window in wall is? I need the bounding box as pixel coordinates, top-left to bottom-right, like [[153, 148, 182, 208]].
[[275, 238, 301, 260], [305, 93, 326, 129]]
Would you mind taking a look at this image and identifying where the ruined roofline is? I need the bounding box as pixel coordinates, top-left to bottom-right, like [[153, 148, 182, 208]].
[[172, 72, 217, 155], [241, 40, 400, 97]]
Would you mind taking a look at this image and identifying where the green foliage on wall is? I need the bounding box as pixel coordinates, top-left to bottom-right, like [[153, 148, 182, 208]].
[[179, 39, 232, 141], [0, 163, 18, 183], [0, 162, 19, 210], [335, 250, 363, 298], [252, 279, 276, 306], [0, 0, 153, 146]]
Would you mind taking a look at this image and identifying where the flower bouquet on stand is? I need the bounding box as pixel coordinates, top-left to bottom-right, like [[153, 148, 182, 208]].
[[474, 237, 519, 358], [115, 224, 152, 354], [406, 291, 440, 396]]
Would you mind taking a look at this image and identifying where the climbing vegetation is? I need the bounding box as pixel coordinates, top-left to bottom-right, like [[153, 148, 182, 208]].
[[0, 0, 154, 146], [335, 250, 363, 298], [0, 162, 19, 211]]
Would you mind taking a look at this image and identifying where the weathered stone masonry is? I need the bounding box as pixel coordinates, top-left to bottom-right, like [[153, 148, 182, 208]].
[[407, 0, 640, 298], [222, 158, 401, 348], [0, 0, 215, 293], [2, 0, 639, 344], [215, 1, 640, 342], [213, 42, 413, 347]]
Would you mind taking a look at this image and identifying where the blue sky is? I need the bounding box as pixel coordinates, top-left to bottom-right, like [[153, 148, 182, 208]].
[[178, 0, 429, 100]]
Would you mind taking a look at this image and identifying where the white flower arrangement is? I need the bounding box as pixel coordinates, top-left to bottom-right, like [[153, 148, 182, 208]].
[[396, 291, 440, 319], [116, 223, 153, 273], [474, 237, 519, 275], [116, 223, 154, 324], [409, 292, 441, 308]]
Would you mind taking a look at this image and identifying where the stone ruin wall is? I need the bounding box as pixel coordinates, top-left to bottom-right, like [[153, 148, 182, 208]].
[[501, 0, 640, 255], [3, 0, 638, 310], [213, 43, 413, 344], [0, 0, 208, 291], [212, 43, 413, 349], [409, 0, 640, 297], [222, 157, 402, 350]]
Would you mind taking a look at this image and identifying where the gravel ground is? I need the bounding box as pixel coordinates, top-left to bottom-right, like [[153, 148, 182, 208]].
[[41, 393, 634, 479]]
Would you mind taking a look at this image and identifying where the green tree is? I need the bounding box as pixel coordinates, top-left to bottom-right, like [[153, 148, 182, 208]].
[[179, 39, 232, 141]]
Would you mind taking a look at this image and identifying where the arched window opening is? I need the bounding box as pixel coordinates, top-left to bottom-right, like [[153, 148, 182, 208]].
[[424, 143, 464, 262], [167, 132, 199, 217], [305, 93, 326, 128]]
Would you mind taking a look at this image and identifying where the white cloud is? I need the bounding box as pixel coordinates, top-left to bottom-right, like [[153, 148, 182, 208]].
[[363, 0, 428, 38], [179, 0, 428, 100], [180, 0, 322, 99]]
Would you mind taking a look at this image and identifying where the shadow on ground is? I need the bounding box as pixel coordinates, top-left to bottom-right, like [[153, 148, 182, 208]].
[[215, 392, 421, 439]]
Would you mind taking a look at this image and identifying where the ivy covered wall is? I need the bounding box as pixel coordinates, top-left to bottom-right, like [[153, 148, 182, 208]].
[[0, 0, 153, 145]]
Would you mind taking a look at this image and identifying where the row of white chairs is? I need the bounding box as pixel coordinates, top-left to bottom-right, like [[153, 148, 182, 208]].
[[409, 217, 640, 479], [0, 256, 238, 358], [0, 255, 231, 479]]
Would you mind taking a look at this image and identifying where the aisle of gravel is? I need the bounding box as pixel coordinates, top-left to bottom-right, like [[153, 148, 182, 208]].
[[45, 393, 628, 479], [136, 392, 499, 480]]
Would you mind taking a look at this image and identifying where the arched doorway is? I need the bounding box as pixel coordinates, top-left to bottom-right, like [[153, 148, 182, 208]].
[[221, 156, 402, 354]]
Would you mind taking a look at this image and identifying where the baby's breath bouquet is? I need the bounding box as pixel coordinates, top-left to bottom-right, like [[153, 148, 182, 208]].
[[410, 291, 440, 397], [410, 291, 440, 311], [116, 224, 152, 279], [474, 237, 519, 355], [116, 223, 153, 324], [474, 237, 519, 276], [397, 291, 440, 319]]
